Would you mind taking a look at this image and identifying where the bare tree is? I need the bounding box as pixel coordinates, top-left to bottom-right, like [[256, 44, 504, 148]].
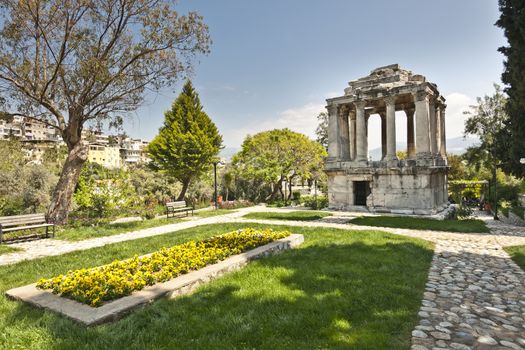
[[0, 0, 211, 223]]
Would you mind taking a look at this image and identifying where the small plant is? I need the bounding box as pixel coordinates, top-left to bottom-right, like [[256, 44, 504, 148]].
[[455, 204, 473, 219], [302, 195, 328, 210]]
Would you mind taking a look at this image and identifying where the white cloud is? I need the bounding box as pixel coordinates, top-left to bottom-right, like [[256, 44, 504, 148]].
[[444, 92, 476, 138], [222, 102, 325, 148]]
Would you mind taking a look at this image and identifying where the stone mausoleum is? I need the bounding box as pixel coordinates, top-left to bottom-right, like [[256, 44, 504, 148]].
[[325, 64, 448, 215]]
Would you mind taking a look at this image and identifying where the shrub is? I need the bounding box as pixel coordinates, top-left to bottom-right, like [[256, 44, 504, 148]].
[[219, 200, 254, 209], [292, 191, 301, 201], [302, 195, 328, 210], [37, 228, 290, 306]]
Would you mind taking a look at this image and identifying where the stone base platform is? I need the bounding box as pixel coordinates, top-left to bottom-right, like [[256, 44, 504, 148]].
[[6, 234, 304, 326]]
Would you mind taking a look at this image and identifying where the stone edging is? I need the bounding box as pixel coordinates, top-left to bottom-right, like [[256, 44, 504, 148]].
[[6, 234, 304, 326]]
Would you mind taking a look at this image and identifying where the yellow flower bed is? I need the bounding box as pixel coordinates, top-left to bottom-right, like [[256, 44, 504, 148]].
[[36, 228, 290, 307]]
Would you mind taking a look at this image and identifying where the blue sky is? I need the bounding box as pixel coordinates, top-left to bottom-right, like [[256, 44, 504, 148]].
[[126, 0, 506, 150]]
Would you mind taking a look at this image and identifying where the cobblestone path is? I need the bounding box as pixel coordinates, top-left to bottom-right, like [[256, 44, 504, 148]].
[[409, 213, 525, 349]]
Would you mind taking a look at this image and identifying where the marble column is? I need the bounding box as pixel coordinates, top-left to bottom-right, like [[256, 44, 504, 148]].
[[326, 104, 339, 159], [439, 105, 447, 158], [385, 96, 397, 161], [429, 98, 438, 156], [413, 91, 431, 159], [405, 106, 416, 159], [355, 101, 367, 162], [380, 112, 387, 160], [338, 105, 350, 160], [349, 111, 356, 160]]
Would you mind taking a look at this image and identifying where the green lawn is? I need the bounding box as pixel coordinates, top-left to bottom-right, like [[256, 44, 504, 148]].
[[350, 216, 489, 233], [504, 245, 525, 271], [55, 209, 235, 241], [194, 208, 236, 218], [55, 217, 185, 241], [0, 245, 21, 256], [243, 210, 332, 221], [0, 223, 433, 349]]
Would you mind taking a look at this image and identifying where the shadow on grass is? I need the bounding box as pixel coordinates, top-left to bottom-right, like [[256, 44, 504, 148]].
[[14, 239, 434, 349]]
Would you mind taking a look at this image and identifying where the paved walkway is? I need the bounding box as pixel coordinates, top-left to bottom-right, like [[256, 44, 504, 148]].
[[1, 206, 525, 348]]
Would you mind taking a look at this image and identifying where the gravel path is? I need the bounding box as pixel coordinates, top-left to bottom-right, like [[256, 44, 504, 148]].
[[1, 206, 524, 348]]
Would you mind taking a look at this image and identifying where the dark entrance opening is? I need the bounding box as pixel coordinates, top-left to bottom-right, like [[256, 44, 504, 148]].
[[354, 181, 370, 206]]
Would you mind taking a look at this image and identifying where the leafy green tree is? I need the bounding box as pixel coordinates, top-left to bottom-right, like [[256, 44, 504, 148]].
[[463, 84, 509, 217], [0, 0, 211, 223], [463, 84, 508, 170], [232, 129, 327, 201], [496, 0, 525, 177], [147, 81, 223, 201], [315, 112, 328, 150]]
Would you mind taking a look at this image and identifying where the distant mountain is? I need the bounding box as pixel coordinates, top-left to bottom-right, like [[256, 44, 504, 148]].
[[368, 136, 479, 160]]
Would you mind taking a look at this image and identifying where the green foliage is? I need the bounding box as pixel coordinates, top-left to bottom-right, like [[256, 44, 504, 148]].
[[71, 163, 180, 221], [232, 129, 327, 202], [315, 112, 328, 149], [301, 195, 329, 210], [496, 0, 525, 177], [0, 139, 58, 215], [148, 81, 223, 200], [463, 84, 508, 173]]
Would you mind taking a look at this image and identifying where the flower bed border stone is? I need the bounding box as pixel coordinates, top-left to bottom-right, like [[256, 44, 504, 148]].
[[6, 233, 304, 326]]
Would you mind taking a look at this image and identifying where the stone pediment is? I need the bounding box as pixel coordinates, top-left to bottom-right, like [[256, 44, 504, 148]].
[[343, 64, 430, 96]]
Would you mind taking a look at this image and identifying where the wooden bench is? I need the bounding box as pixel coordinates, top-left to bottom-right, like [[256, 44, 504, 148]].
[[166, 201, 194, 219], [0, 213, 55, 244]]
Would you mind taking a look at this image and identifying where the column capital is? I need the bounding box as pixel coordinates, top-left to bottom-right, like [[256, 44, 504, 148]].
[[412, 90, 430, 102], [384, 96, 396, 105], [338, 104, 350, 117], [353, 100, 367, 109], [404, 106, 415, 116], [326, 104, 338, 115], [348, 110, 356, 120]]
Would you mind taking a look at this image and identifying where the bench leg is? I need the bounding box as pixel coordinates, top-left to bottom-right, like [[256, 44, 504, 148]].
[[45, 226, 49, 239]]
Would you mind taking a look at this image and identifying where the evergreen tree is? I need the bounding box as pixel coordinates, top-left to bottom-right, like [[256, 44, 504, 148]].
[[147, 81, 223, 201], [496, 0, 525, 177]]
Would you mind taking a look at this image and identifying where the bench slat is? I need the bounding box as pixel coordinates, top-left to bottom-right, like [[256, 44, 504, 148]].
[[0, 213, 45, 221], [166, 201, 187, 207], [2, 223, 54, 233], [0, 218, 47, 227], [168, 207, 193, 212]]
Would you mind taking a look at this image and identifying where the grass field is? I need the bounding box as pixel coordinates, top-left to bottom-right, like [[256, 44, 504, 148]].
[[54, 209, 236, 241], [0, 245, 21, 256], [504, 245, 525, 271], [243, 211, 332, 221], [350, 216, 489, 233], [0, 223, 433, 349]]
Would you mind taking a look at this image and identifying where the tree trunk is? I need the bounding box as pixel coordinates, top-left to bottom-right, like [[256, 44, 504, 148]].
[[265, 178, 282, 202], [177, 178, 191, 201], [47, 142, 88, 224]]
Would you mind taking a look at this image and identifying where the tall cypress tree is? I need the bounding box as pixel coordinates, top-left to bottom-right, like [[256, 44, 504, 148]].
[[496, 0, 525, 177], [148, 81, 223, 200]]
